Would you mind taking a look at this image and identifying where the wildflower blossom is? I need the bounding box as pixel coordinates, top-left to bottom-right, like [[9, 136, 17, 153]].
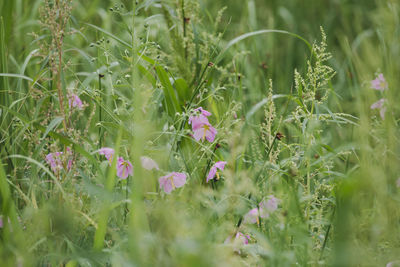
[[371, 74, 388, 91], [99, 147, 115, 165], [141, 156, 159, 170], [386, 261, 400, 267], [206, 161, 227, 182], [224, 232, 250, 246], [116, 157, 133, 179], [244, 208, 260, 224], [68, 94, 83, 109], [189, 115, 217, 142], [159, 172, 187, 194], [189, 107, 217, 143], [245, 195, 279, 223], [46, 152, 62, 172], [235, 232, 250, 245], [370, 98, 387, 120], [224, 232, 250, 254], [259, 195, 279, 218]]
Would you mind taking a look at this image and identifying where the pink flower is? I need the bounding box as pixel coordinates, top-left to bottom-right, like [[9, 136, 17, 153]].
[[206, 161, 227, 182], [99, 147, 115, 165], [224, 232, 250, 254], [244, 208, 260, 224], [159, 172, 187, 194], [190, 116, 217, 142], [396, 178, 400, 188], [265, 195, 279, 212], [189, 107, 217, 143], [116, 157, 133, 179], [371, 73, 388, 91], [45, 147, 74, 174], [68, 94, 83, 109], [45, 152, 64, 173], [259, 195, 279, 218], [140, 156, 159, 170], [370, 98, 387, 120], [244, 196, 279, 224], [235, 232, 250, 245]]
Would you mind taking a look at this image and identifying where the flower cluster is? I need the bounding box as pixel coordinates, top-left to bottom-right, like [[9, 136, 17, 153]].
[[68, 93, 83, 110], [189, 107, 217, 143], [45, 147, 73, 174], [370, 73, 388, 119], [98, 148, 187, 195]]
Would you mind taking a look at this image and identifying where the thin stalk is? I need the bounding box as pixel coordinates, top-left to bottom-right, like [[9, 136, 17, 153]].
[[56, 38, 68, 132], [181, 0, 187, 60], [98, 74, 103, 148]]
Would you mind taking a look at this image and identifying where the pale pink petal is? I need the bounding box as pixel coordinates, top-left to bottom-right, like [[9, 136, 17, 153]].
[[172, 172, 187, 188], [191, 116, 210, 130], [141, 156, 159, 170], [207, 166, 217, 182], [192, 128, 204, 141], [99, 147, 115, 165], [370, 73, 388, 91], [69, 94, 83, 109], [116, 157, 133, 179], [370, 98, 385, 109], [215, 161, 227, 170], [235, 232, 249, 245], [159, 174, 173, 194], [265, 195, 279, 212], [259, 200, 270, 219], [205, 125, 217, 142], [67, 159, 73, 170], [244, 208, 259, 224], [45, 152, 64, 173], [207, 161, 227, 182], [163, 181, 173, 194], [158, 175, 168, 189]]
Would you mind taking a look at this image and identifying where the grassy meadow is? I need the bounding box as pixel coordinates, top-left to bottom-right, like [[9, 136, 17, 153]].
[[0, 0, 399, 266]]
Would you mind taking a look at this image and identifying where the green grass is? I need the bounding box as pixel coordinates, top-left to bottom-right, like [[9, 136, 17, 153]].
[[0, 0, 399, 266]]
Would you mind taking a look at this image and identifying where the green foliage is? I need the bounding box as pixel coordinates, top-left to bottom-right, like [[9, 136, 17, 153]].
[[0, 0, 399, 266]]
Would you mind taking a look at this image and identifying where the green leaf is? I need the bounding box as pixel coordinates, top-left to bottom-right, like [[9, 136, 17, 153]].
[[155, 66, 181, 117], [0, 73, 33, 81], [138, 64, 156, 87], [174, 78, 190, 105], [215, 29, 312, 64], [42, 116, 64, 140]]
